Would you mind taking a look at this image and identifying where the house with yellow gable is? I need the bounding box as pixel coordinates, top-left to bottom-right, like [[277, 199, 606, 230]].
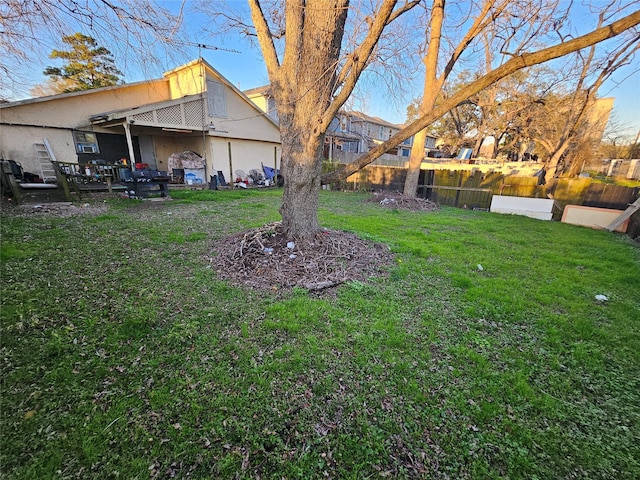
[[0, 58, 281, 185]]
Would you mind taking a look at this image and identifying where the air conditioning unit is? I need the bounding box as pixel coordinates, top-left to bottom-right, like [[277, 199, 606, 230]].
[[77, 143, 98, 154]]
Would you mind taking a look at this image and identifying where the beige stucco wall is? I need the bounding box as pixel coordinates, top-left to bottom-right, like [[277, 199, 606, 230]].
[[154, 136, 208, 173], [209, 137, 280, 182], [211, 88, 280, 143], [153, 135, 281, 182], [0, 126, 77, 174]]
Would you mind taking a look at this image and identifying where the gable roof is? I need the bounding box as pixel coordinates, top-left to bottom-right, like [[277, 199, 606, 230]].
[[88, 94, 206, 129], [0, 78, 166, 109], [1, 58, 280, 132], [347, 110, 402, 129], [243, 85, 272, 97]]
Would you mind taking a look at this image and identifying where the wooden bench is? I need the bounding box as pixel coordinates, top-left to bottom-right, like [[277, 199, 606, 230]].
[[2, 160, 170, 203], [52, 161, 128, 200], [1, 160, 58, 204]]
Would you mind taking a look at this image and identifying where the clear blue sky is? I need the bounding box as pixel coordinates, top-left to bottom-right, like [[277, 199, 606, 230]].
[[12, 0, 640, 138]]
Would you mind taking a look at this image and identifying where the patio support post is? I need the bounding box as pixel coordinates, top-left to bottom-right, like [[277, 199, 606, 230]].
[[123, 120, 136, 170]]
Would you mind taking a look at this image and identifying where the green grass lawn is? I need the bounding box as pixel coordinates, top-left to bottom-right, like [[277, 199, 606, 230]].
[[1, 189, 639, 479]]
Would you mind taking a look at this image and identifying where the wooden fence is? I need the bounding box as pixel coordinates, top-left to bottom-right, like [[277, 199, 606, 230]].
[[333, 165, 639, 219]]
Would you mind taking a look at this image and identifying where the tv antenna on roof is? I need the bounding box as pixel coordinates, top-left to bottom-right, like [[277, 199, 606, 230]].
[[168, 39, 241, 54]]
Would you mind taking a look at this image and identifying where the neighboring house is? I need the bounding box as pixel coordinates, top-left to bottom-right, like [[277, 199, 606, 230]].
[[0, 58, 281, 183], [244, 85, 278, 124], [326, 111, 438, 166], [245, 85, 438, 167]]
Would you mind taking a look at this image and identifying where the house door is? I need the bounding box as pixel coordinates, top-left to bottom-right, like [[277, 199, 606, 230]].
[[139, 135, 157, 169]]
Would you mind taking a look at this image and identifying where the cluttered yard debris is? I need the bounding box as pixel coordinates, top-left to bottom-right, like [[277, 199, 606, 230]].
[[208, 221, 395, 291], [368, 191, 439, 212]]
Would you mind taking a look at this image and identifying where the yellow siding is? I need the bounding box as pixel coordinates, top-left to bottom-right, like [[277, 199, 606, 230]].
[[1, 81, 170, 128], [246, 93, 268, 113], [167, 65, 205, 99]]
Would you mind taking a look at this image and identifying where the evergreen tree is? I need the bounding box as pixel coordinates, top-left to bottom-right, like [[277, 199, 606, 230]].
[[43, 33, 123, 92]]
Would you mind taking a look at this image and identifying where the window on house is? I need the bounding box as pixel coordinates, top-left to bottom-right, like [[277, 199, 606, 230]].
[[73, 131, 99, 154], [367, 125, 371, 136], [379, 126, 384, 138], [207, 80, 227, 118], [267, 97, 278, 122]]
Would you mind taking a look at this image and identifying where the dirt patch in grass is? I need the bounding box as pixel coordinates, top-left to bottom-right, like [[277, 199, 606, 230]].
[[0, 194, 172, 218], [0, 200, 110, 217], [368, 191, 439, 212], [209, 221, 395, 291]]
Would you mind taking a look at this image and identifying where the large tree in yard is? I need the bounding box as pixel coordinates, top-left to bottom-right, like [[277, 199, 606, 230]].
[[43, 33, 123, 92], [249, 0, 419, 238], [248, 1, 640, 238]]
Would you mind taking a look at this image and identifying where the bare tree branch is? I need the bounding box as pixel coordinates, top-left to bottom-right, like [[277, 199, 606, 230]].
[[321, 8, 640, 184], [327, 0, 419, 130]]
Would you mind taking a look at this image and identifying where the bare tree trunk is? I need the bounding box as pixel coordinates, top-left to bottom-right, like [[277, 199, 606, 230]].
[[279, 131, 325, 237], [492, 132, 509, 158], [403, 0, 445, 197], [546, 142, 570, 176], [473, 133, 485, 158], [250, 0, 419, 237], [250, 0, 350, 238], [403, 129, 430, 195]]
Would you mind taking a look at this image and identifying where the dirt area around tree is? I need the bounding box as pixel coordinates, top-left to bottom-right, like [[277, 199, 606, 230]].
[[207, 221, 396, 292]]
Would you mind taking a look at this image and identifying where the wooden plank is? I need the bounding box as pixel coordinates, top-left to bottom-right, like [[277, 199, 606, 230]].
[[563, 205, 629, 232], [606, 197, 640, 232], [584, 183, 638, 210], [490, 195, 555, 220], [54, 167, 73, 202]]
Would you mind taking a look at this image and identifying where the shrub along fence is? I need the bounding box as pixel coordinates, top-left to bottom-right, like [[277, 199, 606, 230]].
[[327, 164, 639, 221]]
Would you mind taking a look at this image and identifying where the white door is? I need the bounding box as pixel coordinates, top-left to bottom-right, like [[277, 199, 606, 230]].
[[139, 135, 157, 169]]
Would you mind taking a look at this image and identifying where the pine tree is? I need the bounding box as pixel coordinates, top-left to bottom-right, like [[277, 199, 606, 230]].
[[43, 33, 123, 92]]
